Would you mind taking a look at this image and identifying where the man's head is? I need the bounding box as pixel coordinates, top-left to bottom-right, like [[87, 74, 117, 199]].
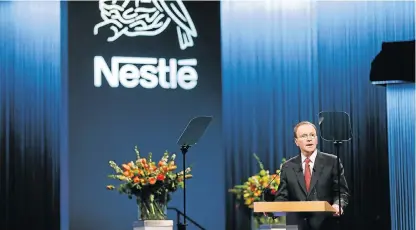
[[294, 121, 318, 156]]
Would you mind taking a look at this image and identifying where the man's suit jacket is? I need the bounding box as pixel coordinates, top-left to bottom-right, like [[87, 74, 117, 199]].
[[274, 150, 349, 230]]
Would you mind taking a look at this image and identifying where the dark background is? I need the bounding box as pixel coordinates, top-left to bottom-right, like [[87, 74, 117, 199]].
[[67, 1, 222, 230], [0, 1, 62, 230]]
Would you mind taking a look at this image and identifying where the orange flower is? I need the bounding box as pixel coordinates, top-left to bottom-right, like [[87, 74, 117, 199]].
[[158, 161, 166, 167], [138, 169, 144, 176], [141, 158, 147, 165], [123, 171, 130, 177], [162, 166, 168, 172], [169, 165, 177, 171], [151, 165, 157, 171], [157, 174, 165, 181], [149, 177, 156, 185], [133, 177, 140, 183], [122, 164, 130, 171]]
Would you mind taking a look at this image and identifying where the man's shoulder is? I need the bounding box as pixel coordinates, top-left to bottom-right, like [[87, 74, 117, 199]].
[[281, 155, 300, 169], [318, 151, 340, 163], [317, 151, 340, 167], [318, 151, 337, 159]]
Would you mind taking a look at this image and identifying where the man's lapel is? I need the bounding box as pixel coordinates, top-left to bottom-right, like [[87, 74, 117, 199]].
[[292, 155, 307, 195], [308, 150, 324, 196]]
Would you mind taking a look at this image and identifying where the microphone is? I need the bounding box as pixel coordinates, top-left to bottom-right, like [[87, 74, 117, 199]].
[[260, 171, 280, 201], [311, 168, 319, 201], [259, 172, 280, 219], [310, 186, 318, 201]]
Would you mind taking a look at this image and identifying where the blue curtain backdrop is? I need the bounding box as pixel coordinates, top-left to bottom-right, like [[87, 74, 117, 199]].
[[221, 0, 414, 229], [0, 1, 63, 230], [386, 84, 415, 230]]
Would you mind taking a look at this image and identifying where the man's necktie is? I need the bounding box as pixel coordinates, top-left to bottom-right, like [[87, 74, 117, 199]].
[[304, 158, 311, 192]]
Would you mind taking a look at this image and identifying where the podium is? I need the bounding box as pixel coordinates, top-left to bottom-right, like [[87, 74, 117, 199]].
[[253, 201, 336, 230]]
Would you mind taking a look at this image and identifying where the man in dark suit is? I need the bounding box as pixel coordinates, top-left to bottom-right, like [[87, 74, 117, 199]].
[[274, 121, 349, 230]]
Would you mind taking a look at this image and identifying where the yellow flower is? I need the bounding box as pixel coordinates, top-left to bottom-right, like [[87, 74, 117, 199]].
[[106, 185, 115, 190], [245, 199, 252, 205], [228, 155, 285, 210], [185, 174, 192, 179]]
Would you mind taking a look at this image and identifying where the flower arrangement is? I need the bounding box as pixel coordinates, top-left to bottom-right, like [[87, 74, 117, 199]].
[[229, 154, 286, 228], [106, 146, 192, 220]]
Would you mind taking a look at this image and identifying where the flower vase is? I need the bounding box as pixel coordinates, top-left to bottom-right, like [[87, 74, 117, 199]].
[[251, 212, 286, 230], [133, 193, 173, 230], [137, 193, 168, 220]]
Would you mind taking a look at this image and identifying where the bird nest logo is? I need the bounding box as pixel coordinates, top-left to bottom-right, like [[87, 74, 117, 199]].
[[93, 0, 197, 50]]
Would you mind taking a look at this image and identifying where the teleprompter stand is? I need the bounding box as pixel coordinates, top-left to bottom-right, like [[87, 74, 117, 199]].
[[318, 111, 352, 230], [176, 116, 213, 230]]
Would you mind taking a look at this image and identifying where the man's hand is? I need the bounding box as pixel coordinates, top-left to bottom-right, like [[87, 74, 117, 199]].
[[332, 204, 343, 216]]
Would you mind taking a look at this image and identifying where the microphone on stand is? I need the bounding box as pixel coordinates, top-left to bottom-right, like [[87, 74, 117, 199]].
[[260, 171, 280, 200], [259, 171, 281, 219]]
